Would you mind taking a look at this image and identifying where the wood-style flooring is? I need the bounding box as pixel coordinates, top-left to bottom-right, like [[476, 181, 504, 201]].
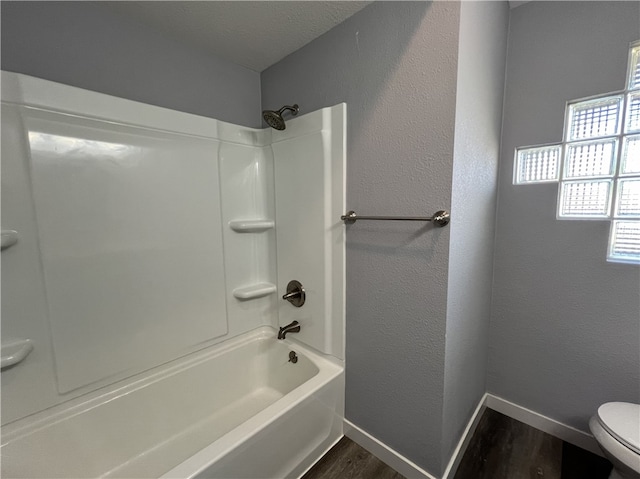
[[302, 437, 405, 479], [302, 408, 612, 479], [454, 409, 612, 479]]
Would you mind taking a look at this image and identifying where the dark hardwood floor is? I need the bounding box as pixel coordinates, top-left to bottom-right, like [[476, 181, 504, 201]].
[[453, 408, 612, 479], [454, 407, 563, 478], [302, 437, 406, 479], [303, 409, 612, 479]]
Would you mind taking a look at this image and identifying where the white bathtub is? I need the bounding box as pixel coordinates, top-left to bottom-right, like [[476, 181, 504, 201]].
[[1, 327, 345, 478]]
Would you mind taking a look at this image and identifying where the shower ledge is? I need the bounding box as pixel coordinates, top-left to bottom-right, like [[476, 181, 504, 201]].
[[229, 220, 274, 233], [1, 339, 33, 369], [232, 283, 277, 300]]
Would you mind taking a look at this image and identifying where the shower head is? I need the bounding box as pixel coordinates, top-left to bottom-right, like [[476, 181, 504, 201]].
[[262, 104, 299, 130]]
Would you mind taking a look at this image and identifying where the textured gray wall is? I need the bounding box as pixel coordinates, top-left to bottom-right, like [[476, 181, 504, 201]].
[[489, 1, 640, 432], [442, 0, 508, 465], [8, 0, 637, 473], [262, 2, 460, 475], [1, 2, 260, 127]]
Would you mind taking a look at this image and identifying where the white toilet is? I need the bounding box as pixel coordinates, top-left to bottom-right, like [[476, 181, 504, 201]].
[[590, 402, 640, 479]]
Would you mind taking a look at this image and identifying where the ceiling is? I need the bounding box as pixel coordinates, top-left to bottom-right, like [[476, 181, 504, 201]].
[[103, 1, 372, 72]]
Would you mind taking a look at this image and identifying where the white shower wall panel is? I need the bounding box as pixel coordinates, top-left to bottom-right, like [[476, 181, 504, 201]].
[[218, 142, 278, 332], [25, 108, 228, 394], [1, 72, 345, 428], [1, 104, 60, 424], [273, 106, 346, 359], [1, 72, 273, 423]]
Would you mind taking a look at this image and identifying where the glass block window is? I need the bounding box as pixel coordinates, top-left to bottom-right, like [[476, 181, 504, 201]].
[[628, 42, 640, 90], [514, 40, 640, 264], [558, 96, 620, 219], [625, 91, 640, 133], [567, 96, 622, 141], [615, 179, 640, 216], [564, 139, 617, 178], [621, 135, 640, 174], [609, 221, 640, 262], [559, 180, 612, 217], [514, 145, 560, 184]]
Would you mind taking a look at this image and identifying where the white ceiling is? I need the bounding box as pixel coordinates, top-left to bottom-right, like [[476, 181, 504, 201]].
[[104, 1, 372, 72]]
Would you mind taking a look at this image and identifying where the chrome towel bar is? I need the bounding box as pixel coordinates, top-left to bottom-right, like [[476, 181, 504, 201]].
[[341, 210, 450, 227]]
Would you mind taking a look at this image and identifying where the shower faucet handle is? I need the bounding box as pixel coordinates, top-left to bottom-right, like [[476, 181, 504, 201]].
[[282, 291, 301, 301], [282, 280, 305, 307]]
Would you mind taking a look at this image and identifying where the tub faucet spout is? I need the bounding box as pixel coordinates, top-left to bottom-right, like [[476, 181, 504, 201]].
[[278, 321, 300, 340]]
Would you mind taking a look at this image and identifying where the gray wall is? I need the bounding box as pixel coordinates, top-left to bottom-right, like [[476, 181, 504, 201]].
[[489, 1, 640, 433], [442, 0, 508, 465], [1, 2, 260, 127], [8, 0, 637, 474], [262, 2, 460, 475]]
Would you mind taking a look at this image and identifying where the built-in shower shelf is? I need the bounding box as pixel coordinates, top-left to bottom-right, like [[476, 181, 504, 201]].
[[232, 283, 277, 300], [1, 339, 33, 369], [1, 230, 19, 250], [229, 220, 275, 233]]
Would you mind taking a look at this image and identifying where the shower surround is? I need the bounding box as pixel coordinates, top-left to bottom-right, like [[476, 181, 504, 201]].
[[0, 71, 346, 478]]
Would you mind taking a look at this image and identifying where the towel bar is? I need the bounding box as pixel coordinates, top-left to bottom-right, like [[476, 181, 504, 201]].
[[341, 210, 450, 227]]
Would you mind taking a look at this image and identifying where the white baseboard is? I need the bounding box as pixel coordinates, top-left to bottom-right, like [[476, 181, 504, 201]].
[[344, 394, 487, 479], [344, 420, 438, 479], [343, 394, 603, 479], [442, 393, 487, 479], [485, 393, 603, 456]]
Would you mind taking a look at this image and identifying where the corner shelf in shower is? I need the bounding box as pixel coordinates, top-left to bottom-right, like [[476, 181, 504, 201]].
[[228, 220, 275, 233], [1, 339, 33, 369], [1, 230, 19, 250], [232, 283, 277, 300]]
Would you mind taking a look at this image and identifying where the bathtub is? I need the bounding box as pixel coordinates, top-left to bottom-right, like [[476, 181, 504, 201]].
[[1, 327, 345, 478]]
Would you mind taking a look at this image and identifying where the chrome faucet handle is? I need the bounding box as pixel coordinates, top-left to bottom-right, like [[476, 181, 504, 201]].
[[282, 280, 305, 307]]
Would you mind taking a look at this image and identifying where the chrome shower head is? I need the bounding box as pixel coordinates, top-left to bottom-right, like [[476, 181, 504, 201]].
[[262, 104, 299, 130]]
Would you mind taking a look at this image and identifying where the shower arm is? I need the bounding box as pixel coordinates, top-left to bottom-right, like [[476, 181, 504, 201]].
[[277, 105, 299, 115]]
